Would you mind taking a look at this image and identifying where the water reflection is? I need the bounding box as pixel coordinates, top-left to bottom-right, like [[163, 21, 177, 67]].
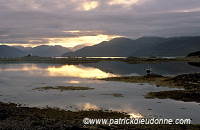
[[67, 81, 80, 84], [47, 65, 118, 78], [129, 113, 143, 118], [0, 64, 118, 78], [83, 61, 200, 76], [0, 64, 41, 72], [1, 61, 200, 77], [188, 62, 200, 67], [79, 103, 99, 110], [78, 102, 143, 118], [0, 63, 200, 123]]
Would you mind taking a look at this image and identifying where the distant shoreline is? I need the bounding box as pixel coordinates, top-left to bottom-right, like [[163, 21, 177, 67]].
[[0, 56, 199, 64]]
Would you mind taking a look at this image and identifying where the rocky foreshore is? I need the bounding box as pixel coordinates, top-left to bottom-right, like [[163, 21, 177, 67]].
[[0, 102, 199, 129], [101, 73, 200, 103], [0, 102, 128, 129]]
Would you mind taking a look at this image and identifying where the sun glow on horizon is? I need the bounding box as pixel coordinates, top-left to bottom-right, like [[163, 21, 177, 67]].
[[1, 30, 122, 48], [44, 34, 121, 47]]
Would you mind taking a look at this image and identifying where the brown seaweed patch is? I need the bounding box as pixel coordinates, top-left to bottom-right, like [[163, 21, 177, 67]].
[[146, 90, 200, 103], [102, 93, 123, 97], [33, 86, 94, 91]]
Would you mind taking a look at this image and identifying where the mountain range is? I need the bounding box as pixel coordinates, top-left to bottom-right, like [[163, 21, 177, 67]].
[[62, 36, 200, 57], [1, 36, 200, 57], [28, 45, 72, 57], [0, 45, 72, 57], [0, 45, 26, 57]]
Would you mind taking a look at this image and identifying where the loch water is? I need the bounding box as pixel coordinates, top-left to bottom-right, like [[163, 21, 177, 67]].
[[0, 61, 200, 123]]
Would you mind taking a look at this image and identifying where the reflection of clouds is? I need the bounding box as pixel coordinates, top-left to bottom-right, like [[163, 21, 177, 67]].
[[78, 103, 99, 110], [0, 64, 40, 72], [77, 102, 143, 118], [0, 64, 118, 78], [47, 65, 118, 78], [0, 64, 47, 76], [68, 80, 80, 84], [108, 104, 143, 118], [129, 113, 143, 118]]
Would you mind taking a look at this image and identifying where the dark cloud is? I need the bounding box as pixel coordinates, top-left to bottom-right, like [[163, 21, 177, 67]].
[[0, 0, 200, 46]]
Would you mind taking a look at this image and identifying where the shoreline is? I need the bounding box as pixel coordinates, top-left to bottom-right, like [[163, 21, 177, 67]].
[[0, 102, 128, 129], [100, 73, 200, 103], [0, 56, 199, 64], [0, 102, 199, 129]]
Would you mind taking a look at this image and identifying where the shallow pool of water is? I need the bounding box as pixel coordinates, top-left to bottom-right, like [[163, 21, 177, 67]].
[[0, 62, 199, 123]]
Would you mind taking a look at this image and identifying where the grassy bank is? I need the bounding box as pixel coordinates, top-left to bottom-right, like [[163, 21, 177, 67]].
[[101, 73, 200, 103]]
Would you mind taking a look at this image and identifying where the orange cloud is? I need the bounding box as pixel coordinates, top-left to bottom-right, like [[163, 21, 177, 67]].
[[44, 30, 121, 47]]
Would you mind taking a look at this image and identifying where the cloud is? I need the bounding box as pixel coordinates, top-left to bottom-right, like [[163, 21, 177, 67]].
[[44, 34, 121, 47], [0, 0, 200, 47], [63, 30, 106, 36], [108, 0, 139, 8], [77, 1, 99, 11]]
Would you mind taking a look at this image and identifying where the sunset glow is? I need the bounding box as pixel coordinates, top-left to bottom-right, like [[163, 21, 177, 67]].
[[82, 103, 99, 110], [0, 64, 119, 78], [47, 65, 118, 78], [129, 113, 143, 118], [1, 0, 200, 48], [45, 34, 121, 47], [76, 1, 99, 11]]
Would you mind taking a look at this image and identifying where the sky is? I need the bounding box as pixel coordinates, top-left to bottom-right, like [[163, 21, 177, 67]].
[[0, 0, 200, 47]]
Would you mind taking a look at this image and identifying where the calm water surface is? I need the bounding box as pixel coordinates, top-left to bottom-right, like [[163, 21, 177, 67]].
[[0, 62, 200, 123]]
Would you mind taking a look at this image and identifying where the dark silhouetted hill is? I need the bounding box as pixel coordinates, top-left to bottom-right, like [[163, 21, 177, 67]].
[[70, 43, 91, 51], [61, 36, 200, 57], [0, 45, 26, 57], [62, 37, 164, 57], [132, 36, 200, 57], [187, 51, 200, 57], [0, 45, 72, 57], [29, 45, 72, 57], [13, 46, 32, 51]]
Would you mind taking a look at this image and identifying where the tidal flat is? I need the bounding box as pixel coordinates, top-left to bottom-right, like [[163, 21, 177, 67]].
[[1, 59, 200, 128], [101, 73, 200, 103]]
